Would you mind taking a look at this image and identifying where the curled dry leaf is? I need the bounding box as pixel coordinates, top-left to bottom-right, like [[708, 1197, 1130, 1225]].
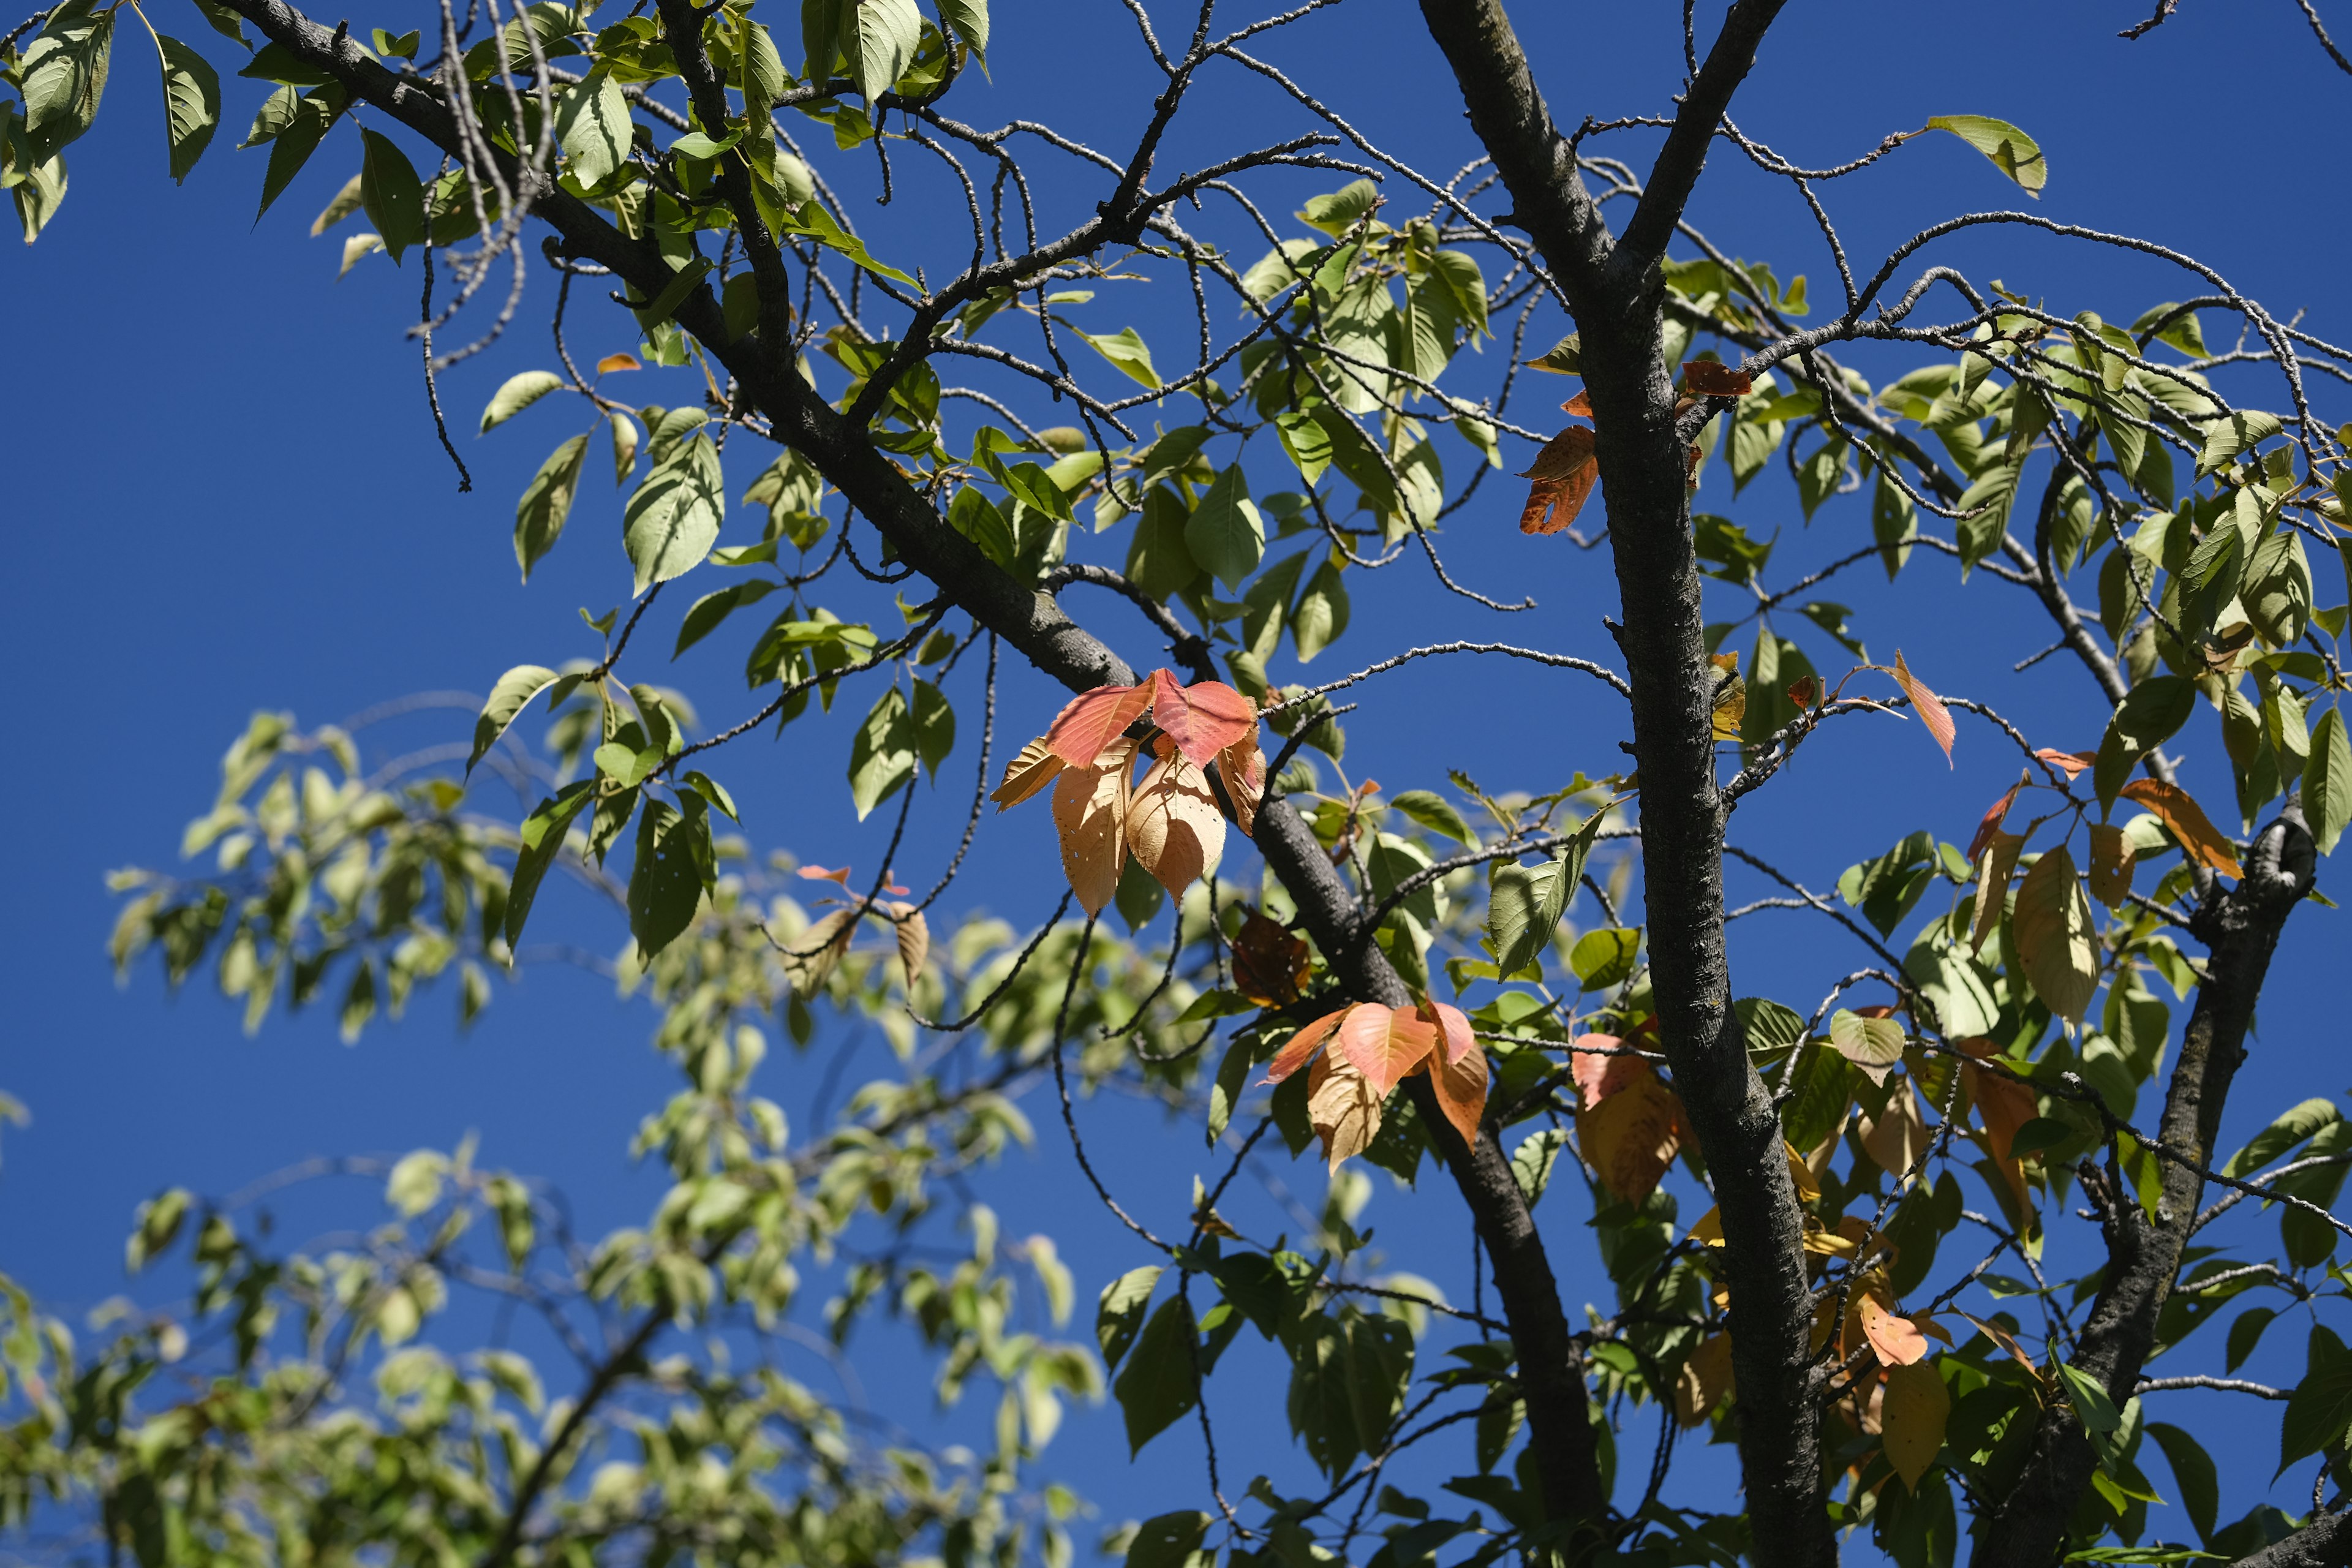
[[1787, 674, 1818, 710], [1263, 1005, 1349, 1084], [1966, 771, 2028, 864], [2013, 844, 2098, 1028], [1308, 1050, 1385, 1173], [1041, 681, 1152, 766], [799, 864, 854, 886], [1150, 669, 1256, 766], [1215, 726, 1265, 837], [1675, 1333, 1735, 1427], [886, 900, 928, 984], [1682, 359, 1753, 398], [1518, 426, 1599, 536], [1880, 1359, 1950, 1490], [1050, 736, 1137, 917], [1576, 1063, 1683, 1205], [1424, 1036, 1490, 1148], [2087, 822, 2136, 907], [1230, 908, 1309, 1006], [1892, 650, 1955, 766], [785, 907, 857, 998], [2119, 777, 2244, 877], [992, 737, 1066, 810], [1127, 752, 1226, 898], [1969, 829, 2026, 953], [1336, 1003, 1438, 1095]]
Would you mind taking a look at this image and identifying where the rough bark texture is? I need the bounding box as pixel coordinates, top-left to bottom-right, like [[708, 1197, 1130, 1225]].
[[2240, 1507, 2352, 1568], [1975, 805, 2316, 1566], [1414, 4, 1829, 1564]]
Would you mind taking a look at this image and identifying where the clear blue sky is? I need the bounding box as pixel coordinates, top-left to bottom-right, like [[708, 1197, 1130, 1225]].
[[4, 0, 2348, 1555]]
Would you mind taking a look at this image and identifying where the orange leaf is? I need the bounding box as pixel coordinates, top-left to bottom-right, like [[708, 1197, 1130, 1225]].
[[1682, 360, 1752, 398], [1049, 736, 1137, 916], [1263, 1006, 1348, 1084], [2119, 778, 2244, 877], [1966, 771, 2029, 864], [2087, 822, 2136, 907], [595, 352, 641, 374], [1041, 682, 1152, 767], [1231, 910, 1310, 1006], [1150, 669, 1257, 767], [1577, 1071, 1682, 1205], [1519, 424, 1597, 482], [1858, 1295, 1931, 1367], [799, 864, 853, 886], [1336, 1004, 1438, 1096], [1880, 1360, 1950, 1489], [1787, 675, 1818, 710], [1215, 726, 1265, 837], [1675, 1333, 1735, 1427], [1561, 390, 1593, 417], [991, 737, 1067, 810], [1518, 429, 1600, 537], [1570, 1036, 1642, 1110], [1426, 1038, 1490, 1148], [2035, 747, 2094, 780], [1307, 1050, 1385, 1172], [1127, 752, 1226, 897], [1893, 651, 1955, 766], [1422, 1000, 1476, 1066]]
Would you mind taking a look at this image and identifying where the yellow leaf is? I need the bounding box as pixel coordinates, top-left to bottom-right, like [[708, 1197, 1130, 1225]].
[[1050, 736, 1137, 917], [1859, 1079, 1928, 1183], [2087, 823, 2135, 907], [991, 737, 1066, 810], [1577, 1070, 1682, 1205], [1969, 830, 2026, 952], [1126, 753, 1226, 897], [2014, 845, 2098, 1028], [1675, 1333, 1735, 1427], [1708, 652, 1745, 740], [1307, 1052, 1384, 1172], [1880, 1360, 1951, 1488]]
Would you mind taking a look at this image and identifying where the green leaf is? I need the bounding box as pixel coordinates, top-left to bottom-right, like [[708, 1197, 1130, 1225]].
[[847, 686, 915, 819], [1736, 997, 1807, 1055], [470, 665, 564, 772], [1298, 178, 1379, 236], [1569, 927, 1639, 991], [514, 434, 589, 581], [156, 36, 219, 184], [2280, 1328, 2352, 1472], [1112, 1296, 1199, 1454], [2307, 706, 2352, 856], [2222, 1098, 2340, 1178], [1185, 466, 1264, 591], [255, 83, 345, 220], [1291, 559, 1349, 663], [910, 678, 955, 778], [481, 370, 565, 434], [18, 0, 115, 162], [1923, 114, 2046, 195], [1126, 1513, 1209, 1568], [1509, 1128, 1569, 1208], [635, 257, 714, 329], [2147, 1422, 2219, 1545], [674, 579, 778, 657], [777, 200, 914, 284], [679, 769, 739, 822], [935, 0, 987, 66], [2056, 1360, 2120, 1435], [1096, 1265, 1162, 1371], [503, 780, 595, 947], [627, 796, 712, 959], [852, 0, 921, 103], [357, 127, 423, 262], [556, 65, 630, 189], [624, 432, 726, 594], [1123, 487, 1199, 600], [2196, 410, 2283, 477], [1077, 326, 1160, 390], [1275, 409, 1332, 486], [1390, 790, 1472, 846], [592, 741, 663, 788]]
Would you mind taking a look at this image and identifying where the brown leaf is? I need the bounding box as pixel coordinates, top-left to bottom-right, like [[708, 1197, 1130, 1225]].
[[1674, 1333, 1735, 1427], [991, 737, 1067, 810], [1126, 752, 1227, 897], [1307, 1050, 1385, 1173], [1561, 390, 1593, 417], [2014, 844, 2098, 1028], [1880, 1360, 1950, 1489], [2034, 746, 2094, 780], [1968, 830, 2026, 954], [1150, 669, 1257, 767], [1231, 910, 1309, 1006], [1859, 1078, 1928, 1183], [1041, 682, 1152, 766], [1682, 360, 1753, 398], [2087, 823, 2136, 907], [1893, 650, 1955, 766], [1425, 1038, 1490, 1148], [1050, 736, 1137, 917], [2119, 777, 2244, 877], [1577, 1069, 1682, 1205], [887, 901, 929, 984], [1262, 1005, 1349, 1084], [1336, 1004, 1438, 1096], [1215, 726, 1265, 838], [1966, 771, 2029, 864], [1787, 674, 1818, 710], [785, 907, 856, 998], [1518, 428, 1599, 537]]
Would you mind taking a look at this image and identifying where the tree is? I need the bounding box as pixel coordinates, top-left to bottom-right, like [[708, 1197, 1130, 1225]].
[[4, 0, 2350, 1562]]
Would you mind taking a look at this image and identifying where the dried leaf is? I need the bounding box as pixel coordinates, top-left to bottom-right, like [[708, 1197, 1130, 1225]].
[[1829, 1008, 1905, 1087], [1050, 736, 1137, 916], [1426, 1038, 1490, 1148], [1787, 674, 1818, 710], [2014, 845, 2098, 1028], [1263, 1006, 1349, 1084], [1577, 1068, 1682, 1205], [1969, 830, 2026, 953], [1860, 1297, 1932, 1368], [799, 864, 854, 886], [992, 737, 1067, 810], [1126, 753, 1226, 897], [1518, 427, 1599, 536], [1308, 1050, 1385, 1172], [1966, 771, 2029, 864], [2034, 747, 2094, 779], [1675, 1333, 1735, 1426], [1859, 1078, 1928, 1182], [887, 901, 929, 982], [785, 907, 856, 998], [1150, 669, 1256, 766], [1893, 650, 1955, 766], [2119, 777, 2244, 877], [1231, 910, 1309, 1006], [595, 352, 641, 374], [1683, 360, 1753, 398], [1880, 1360, 1950, 1489], [1215, 727, 1265, 837], [1520, 425, 1596, 480], [1561, 390, 1593, 417], [2087, 823, 2136, 907], [1336, 1003, 1438, 1095], [1042, 682, 1152, 766]]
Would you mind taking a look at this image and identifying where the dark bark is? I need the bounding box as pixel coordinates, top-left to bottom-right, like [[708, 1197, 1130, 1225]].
[[205, 0, 1615, 1542], [2239, 1507, 2352, 1568], [1414, 5, 1828, 1564], [1975, 805, 2316, 1567]]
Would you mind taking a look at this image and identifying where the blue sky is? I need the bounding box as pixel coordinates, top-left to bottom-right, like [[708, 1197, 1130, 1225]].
[[4, 0, 2349, 1555]]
